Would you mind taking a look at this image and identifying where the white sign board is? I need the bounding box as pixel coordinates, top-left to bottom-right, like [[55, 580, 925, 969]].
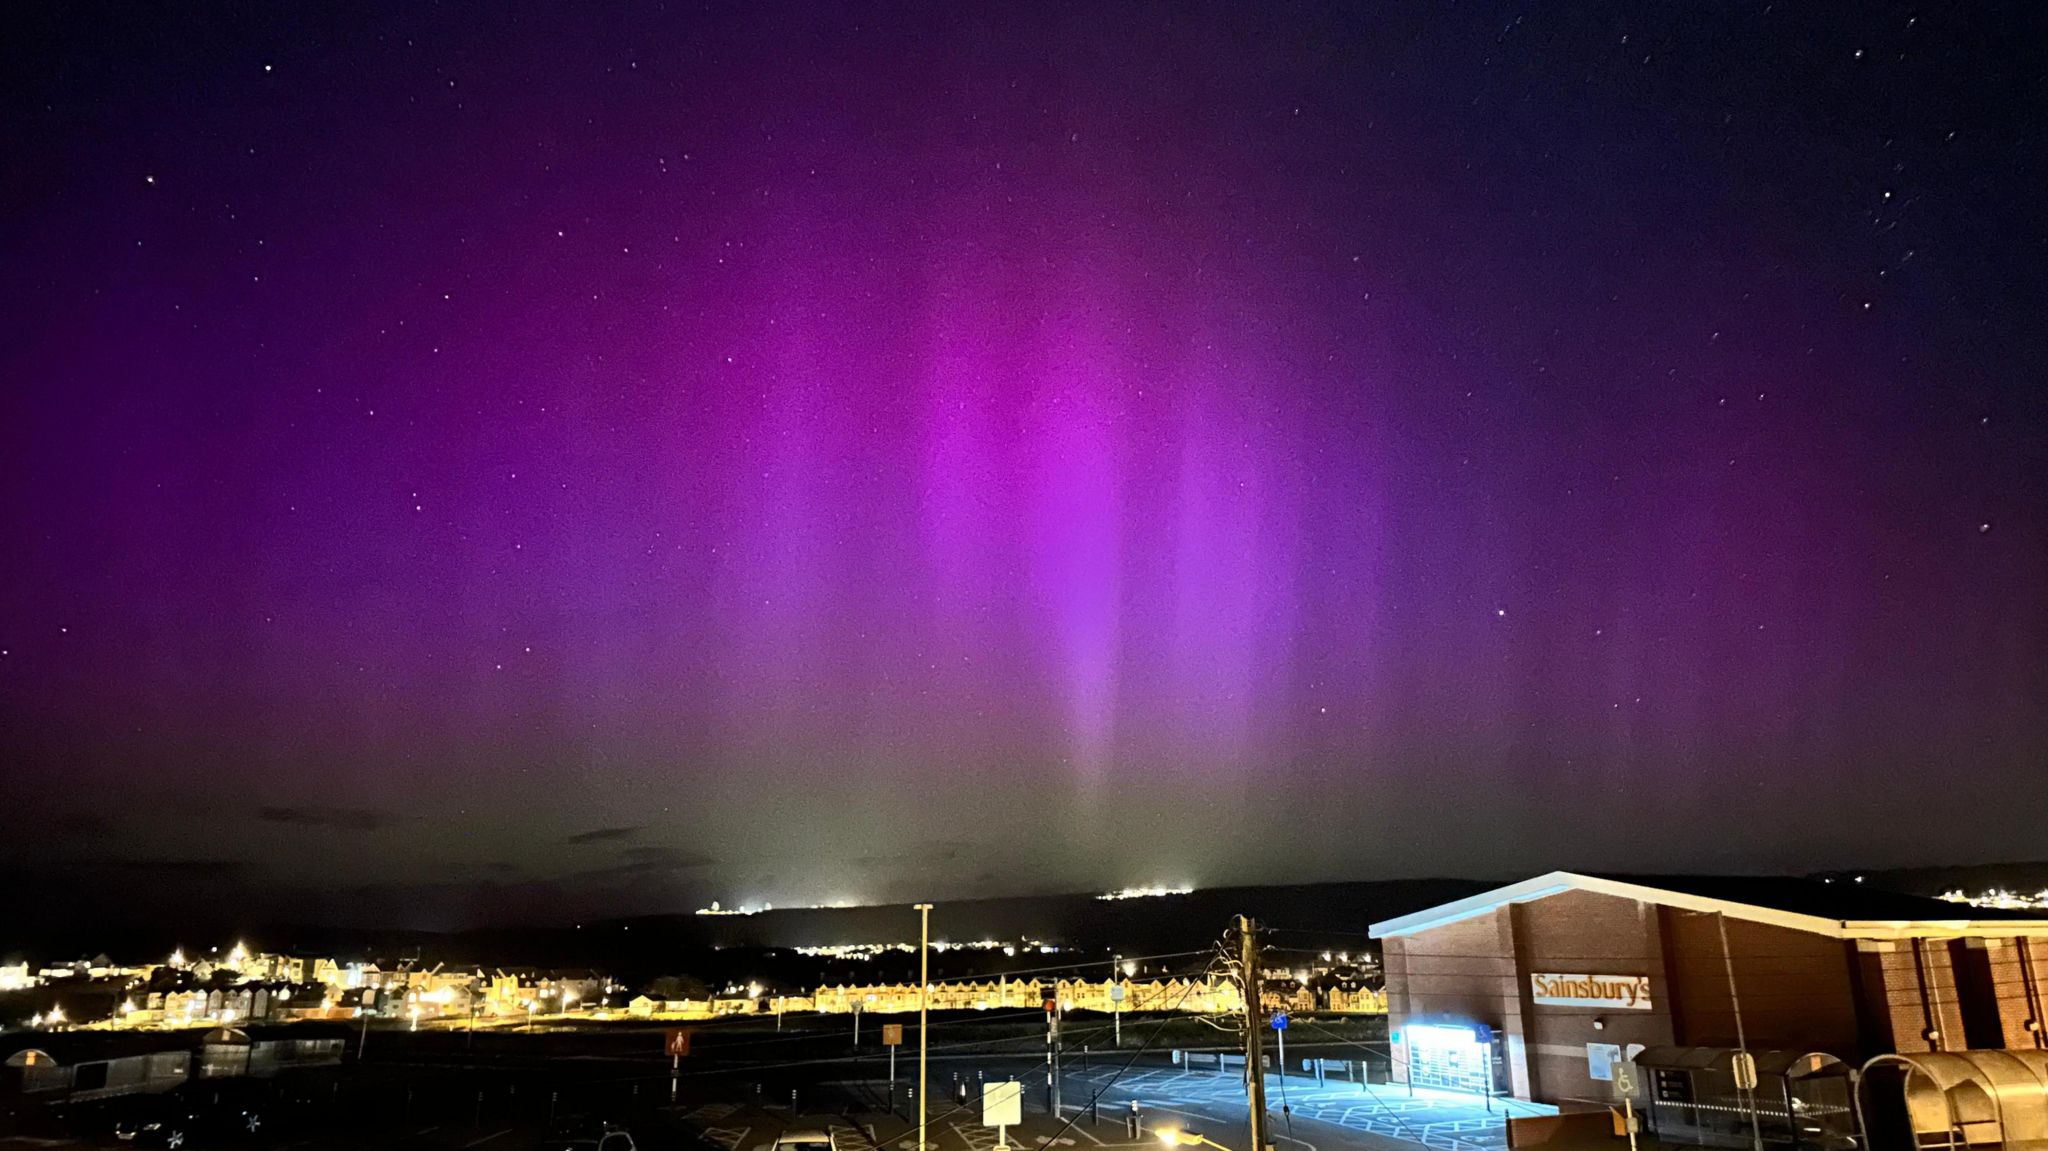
[[983, 1081, 1023, 1127], [1109, 984, 1126, 1002], [1586, 1042, 1623, 1081], [1530, 973, 1653, 1010]]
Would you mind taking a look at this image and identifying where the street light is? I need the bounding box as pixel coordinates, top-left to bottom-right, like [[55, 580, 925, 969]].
[[1159, 1129, 1234, 1151], [916, 902, 934, 1151]]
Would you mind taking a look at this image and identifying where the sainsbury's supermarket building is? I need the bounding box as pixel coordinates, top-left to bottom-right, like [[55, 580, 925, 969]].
[[1368, 872, 2048, 1107]]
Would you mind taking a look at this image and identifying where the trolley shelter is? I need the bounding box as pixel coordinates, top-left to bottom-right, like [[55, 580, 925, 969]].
[[1630, 1046, 1855, 1149], [1856, 1049, 2048, 1150]]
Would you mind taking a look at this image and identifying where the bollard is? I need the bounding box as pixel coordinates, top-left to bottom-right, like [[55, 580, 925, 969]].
[[1125, 1101, 1141, 1140]]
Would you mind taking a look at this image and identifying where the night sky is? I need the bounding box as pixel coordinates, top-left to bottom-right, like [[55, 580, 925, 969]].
[[3, 3, 2044, 932]]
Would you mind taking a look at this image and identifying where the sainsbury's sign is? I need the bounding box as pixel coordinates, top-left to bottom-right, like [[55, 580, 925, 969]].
[[1530, 973, 1652, 1010]]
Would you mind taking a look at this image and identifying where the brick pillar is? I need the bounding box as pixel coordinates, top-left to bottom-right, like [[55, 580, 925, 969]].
[[1505, 902, 1538, 1100]]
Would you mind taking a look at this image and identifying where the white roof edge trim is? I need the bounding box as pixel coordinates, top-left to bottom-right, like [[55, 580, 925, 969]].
[[1368, 871, 2048, 941], [1367, 872, 1579, 938]]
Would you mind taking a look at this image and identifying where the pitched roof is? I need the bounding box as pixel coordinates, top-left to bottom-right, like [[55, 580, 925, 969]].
[[1368, 870, 2048, 941]]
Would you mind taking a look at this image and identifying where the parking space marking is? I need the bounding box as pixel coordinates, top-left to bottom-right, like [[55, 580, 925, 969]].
[[461, 1129, 513, 1148], [950, 1119, 1001, 1151], [700, 1125, 753, 1150]]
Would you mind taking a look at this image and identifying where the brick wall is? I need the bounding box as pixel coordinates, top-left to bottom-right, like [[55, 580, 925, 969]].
[[1382, 904, 1530, 1096], [1512, 890, 1675, 1105], [1856, 940, 1968, 1054], [1974, 936, 2048, 1050], [1660, 907, 1861, 1056]]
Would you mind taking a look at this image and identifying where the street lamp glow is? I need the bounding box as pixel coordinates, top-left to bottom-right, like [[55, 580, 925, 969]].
[[1158, 1131, 1230, 1151]]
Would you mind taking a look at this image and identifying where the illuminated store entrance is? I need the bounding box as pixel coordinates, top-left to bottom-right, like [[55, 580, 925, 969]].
[[1403, 1024, 1496, 1095]]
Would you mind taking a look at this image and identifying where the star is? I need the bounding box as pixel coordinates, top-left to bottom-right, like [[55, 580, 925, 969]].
[[1495, 608, 1507, 618]]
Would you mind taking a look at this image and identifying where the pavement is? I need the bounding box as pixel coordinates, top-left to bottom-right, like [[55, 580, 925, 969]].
[[656, 1064, 1552, 1151]]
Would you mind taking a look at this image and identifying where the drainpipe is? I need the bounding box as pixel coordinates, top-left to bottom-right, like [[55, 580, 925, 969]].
[[2018, 937, 2046, 1050]]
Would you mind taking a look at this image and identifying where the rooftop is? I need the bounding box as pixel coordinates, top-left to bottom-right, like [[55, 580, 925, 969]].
[[1369, 871, 2048, 941]]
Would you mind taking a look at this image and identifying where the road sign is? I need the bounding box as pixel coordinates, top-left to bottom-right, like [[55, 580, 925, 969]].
[[1109, 984, 1126, 1002], [1611, 1060, 1639, 1100], [1270, 1012, 1288, 1031], [666, 1028, 691, 1057], [983, 1080, 1023, 1127], [882, 1023, 904, 1046]]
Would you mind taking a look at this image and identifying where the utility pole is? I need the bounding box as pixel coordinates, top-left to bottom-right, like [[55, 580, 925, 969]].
[[1716, 913, 1764, 1151], [1112, 954, 1123, 1048], [1238, 916, 1270, 1151], [917, 903, 934, 1151], [1046, 997, 1063, 1117]]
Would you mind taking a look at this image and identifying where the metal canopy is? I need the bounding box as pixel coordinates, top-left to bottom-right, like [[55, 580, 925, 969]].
[[1861, 1050, 2048, 1150]]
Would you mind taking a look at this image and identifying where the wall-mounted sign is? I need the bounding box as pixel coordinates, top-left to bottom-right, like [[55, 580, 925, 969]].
[[1530, 973, 1652, 1010]]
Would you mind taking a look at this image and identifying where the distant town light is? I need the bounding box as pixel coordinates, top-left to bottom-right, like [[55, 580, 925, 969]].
[[1940, 887, 2048, 912], [1097, 885, 1196, 902]]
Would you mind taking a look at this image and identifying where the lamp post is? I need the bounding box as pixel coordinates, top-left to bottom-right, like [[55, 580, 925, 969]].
[[916, 903, 934, 1151], [1112, 954, 1122, 1048]]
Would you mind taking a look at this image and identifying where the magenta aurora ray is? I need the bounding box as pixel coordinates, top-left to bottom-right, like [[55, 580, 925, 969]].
[[1, 2, 2043, 930]]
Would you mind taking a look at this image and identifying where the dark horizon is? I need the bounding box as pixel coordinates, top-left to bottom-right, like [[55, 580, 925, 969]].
[[4, 2, 2044, 931], [7, 861, 2048, 961]]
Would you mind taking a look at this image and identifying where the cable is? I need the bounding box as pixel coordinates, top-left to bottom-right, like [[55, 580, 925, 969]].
[[991, 941, 1223, 1151], [825, 947, 1220, 987], [1260, 926, 1383, 942]]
